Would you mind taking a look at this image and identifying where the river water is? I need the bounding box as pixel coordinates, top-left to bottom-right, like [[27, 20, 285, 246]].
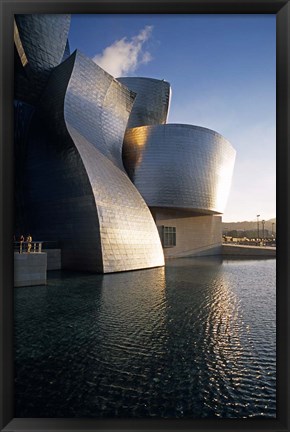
[[14, 257, 276, 418]]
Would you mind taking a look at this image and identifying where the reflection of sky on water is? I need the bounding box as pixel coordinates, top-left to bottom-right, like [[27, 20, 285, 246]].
[[14, 258, 276, 418]]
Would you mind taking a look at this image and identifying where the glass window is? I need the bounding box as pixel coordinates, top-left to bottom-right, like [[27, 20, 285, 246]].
[[162, 226, 176, 247]]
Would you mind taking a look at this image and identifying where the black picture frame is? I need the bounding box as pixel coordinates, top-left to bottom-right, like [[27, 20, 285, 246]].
[[0, 1, 289, 431]]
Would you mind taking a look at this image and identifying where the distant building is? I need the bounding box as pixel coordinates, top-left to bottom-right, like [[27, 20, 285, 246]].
[[14, 15, 236, 273]]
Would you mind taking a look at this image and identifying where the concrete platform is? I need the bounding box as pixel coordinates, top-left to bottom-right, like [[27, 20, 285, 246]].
[[14, 252, 47, 287]]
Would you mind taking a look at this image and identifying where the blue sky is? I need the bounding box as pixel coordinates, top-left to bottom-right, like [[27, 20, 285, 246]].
[[68, 14, 276, 223]]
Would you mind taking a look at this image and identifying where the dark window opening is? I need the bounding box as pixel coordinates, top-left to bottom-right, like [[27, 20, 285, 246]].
[[161, 226, 176, 247]]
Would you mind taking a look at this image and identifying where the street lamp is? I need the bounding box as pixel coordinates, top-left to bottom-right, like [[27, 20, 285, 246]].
[[262, 220, 265, 244], [256, 214, 260, 241]]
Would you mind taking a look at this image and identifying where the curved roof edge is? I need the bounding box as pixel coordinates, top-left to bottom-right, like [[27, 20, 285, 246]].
[[127, 123, 235, 150], [117, 76, 171, 85], [149, 205, 222, 215]]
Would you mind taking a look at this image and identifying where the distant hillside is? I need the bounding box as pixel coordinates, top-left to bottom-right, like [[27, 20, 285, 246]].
[[222, 218, 276, 232]]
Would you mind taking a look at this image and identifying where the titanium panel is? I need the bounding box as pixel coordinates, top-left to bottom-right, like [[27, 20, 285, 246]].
[[14, 15, 71, 104], [123, 124, 236, 214], [19, 112, 104, 272], [15, 14, 71, 72], [14, 100, 35, 234], [64, 52, 136, 169], [35, 50, 164, 273], [62, 39, 71, 62], [117, 77, 171, 128], [66, 126, 164, 273]]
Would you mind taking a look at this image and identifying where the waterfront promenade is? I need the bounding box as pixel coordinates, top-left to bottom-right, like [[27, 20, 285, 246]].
[[222, 244, 276, 257]]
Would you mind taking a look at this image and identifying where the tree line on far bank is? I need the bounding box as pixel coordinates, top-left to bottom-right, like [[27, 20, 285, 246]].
[[222, 229, 274, 239]]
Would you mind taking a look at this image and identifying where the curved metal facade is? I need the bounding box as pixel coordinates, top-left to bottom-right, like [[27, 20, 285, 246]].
[[14, 100, 35, 235], [123, 124, 236, 214], [117, 77, 171, 128], [14, 13, 236, 269], [14, 15, 71, 104], [31, 50, 164, 273], [62, 39, 71, 62], [14, 15, 71, 72], [64, 52, 136, 170]]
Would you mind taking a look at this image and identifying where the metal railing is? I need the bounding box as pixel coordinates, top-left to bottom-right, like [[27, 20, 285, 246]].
[[14, 241, 43, 254]]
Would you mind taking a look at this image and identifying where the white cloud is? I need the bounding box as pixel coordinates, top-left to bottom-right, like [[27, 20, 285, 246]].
[[93, 26, 153, 77]]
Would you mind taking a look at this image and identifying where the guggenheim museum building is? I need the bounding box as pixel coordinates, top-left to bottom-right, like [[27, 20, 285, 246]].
[[14, 14, 236, 274]]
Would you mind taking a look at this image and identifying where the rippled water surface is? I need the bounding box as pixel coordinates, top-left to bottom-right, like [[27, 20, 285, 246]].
[[14, 257, 276, 418]]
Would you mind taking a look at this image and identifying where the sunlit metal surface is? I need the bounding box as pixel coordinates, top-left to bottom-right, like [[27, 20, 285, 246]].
[[123, 124, 236, 214], [13, 14, 236, 269], [34, 50, 164, 273], [14, 20, 28, 67], [117, 77, 171, 128]]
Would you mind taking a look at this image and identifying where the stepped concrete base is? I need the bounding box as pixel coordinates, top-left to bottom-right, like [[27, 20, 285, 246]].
[[14, 252, 47, 287], [222, 244, 276, 257]]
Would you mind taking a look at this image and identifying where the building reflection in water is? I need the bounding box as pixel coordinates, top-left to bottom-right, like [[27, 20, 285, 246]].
[[161, 257, 275, 418], [14, 258, 276, 418]]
